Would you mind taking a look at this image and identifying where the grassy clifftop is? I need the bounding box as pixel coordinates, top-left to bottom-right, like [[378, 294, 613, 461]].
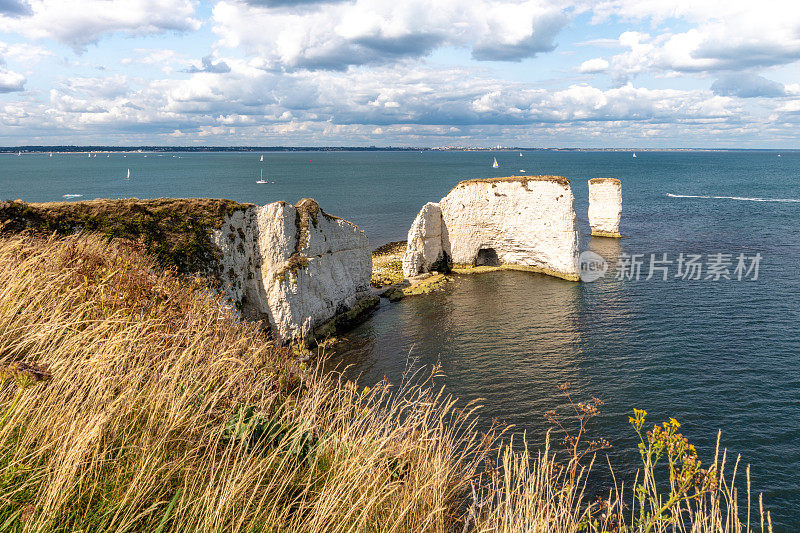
[[0, 198, 252, 275], [0, 231, 765, 531]]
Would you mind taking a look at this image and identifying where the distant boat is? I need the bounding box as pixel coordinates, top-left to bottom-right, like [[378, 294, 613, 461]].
[[259, 155, 263, 162], [519, 169, 526, 173], [519, 152, 523, 157], [778, 154, 782, 157], [125, 168, 130, 180], [49, 152, 52, 157], [632, 153, 637, 158], [88, 153, 91, 158], [256, 169, 268, 184], [62, 194, 82, 199], [17, 151, 20, 156], [492, 157, 499, 168]]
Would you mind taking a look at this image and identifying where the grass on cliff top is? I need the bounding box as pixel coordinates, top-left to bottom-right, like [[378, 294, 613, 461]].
[[0, 198, 252, 275], [455, 175, 571, 189], [0, 232, 770, 532]]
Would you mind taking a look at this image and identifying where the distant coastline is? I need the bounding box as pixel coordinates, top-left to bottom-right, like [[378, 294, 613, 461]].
[[0, 146, 796, 154]]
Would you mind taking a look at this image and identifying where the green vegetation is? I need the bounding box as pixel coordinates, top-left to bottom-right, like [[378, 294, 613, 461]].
[[0, 198, 251, 276], [371, 241, 406, 288], [0, 232, 771, 532]]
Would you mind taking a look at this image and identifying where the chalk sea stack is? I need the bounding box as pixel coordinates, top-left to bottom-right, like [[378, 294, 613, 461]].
[[588, 178, 622, 238], [403, 176, 581, 282]]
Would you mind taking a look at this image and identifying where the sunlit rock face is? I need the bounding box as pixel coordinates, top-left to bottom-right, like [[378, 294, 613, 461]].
[[212, 198, 374, 343], [402, 202, 447, 277], [588, 178, 622, 238], [403, 176, 580, 281]]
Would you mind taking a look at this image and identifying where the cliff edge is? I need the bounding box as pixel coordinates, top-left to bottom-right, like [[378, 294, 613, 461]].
[[0, 197, 375, 344]]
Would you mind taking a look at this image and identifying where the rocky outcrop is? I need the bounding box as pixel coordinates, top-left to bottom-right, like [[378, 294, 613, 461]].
[[212, 198, 375, 344], [403, 176, 580, 281], [588, 178, 622, 238], [0, 197, 375, 344], [401, 202, 447, 277]]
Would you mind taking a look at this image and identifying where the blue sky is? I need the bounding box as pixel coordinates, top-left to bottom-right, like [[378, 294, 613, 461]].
[[0, 0, 799, 147]]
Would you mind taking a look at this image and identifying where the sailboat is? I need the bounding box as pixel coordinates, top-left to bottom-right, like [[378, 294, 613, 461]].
[[256, 169, 268, 184], [49, 152, 52, 157], [632, 153, 637, 158], [492, 157, 499, 168], [519, 152, 523, 157], [17, 151, 20, 156], [125, 168, 130, 180], [259, 155, 263, 162]]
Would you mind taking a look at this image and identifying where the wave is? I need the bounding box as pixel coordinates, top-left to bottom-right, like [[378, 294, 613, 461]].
[[62, 194, 83, 199], [666, 193, 800, 203]]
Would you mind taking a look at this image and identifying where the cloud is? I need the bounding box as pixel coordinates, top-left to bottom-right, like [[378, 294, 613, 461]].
[[711, 74, 786, 98], [0, 41, 52, 63], [578, 57, 609, 73], [0, 67, 24, 92], [212, 0, 572, 70], [0, 0, 30, 16], [32, 62, 742, 141], [242, 0, 345, 6], [185, 55, 232, 74], [592, 1, 800, 79], [0, 0, 201, 50]]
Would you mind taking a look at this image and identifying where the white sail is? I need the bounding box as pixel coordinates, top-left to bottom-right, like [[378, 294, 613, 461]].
[[260, 155, 263, 162], [492, 157, 499, 168], [126, 168, 130, 179]]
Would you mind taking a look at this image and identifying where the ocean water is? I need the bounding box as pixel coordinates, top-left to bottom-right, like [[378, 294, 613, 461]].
[[2, 150, 799, 529]]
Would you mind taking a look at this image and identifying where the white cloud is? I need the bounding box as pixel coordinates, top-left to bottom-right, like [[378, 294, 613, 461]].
[[592, 1, 800, 79], [212, 0, 571, 70], [26, 62, 743, 143], [0, 0, 201, 50], [0, 41, 52, 64], [578, 57, 608, 73], [0, 68, 24, 92]]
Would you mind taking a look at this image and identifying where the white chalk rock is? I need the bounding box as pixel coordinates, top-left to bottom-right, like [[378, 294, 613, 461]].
[[402, 202, 446, 277], [212, 198, 374, 343], [402, 176, 580, 281], [588, 178, 622, 237]]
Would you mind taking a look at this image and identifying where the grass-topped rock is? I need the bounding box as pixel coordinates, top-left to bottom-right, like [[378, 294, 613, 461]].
[[0, 197, 251, 276]]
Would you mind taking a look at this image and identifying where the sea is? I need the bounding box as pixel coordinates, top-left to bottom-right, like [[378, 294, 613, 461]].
[[1, 149, 798, 529]]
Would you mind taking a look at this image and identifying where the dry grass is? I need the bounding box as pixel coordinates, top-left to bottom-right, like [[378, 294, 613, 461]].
[[0, 233, 771, 532], [454, 176, 572, 188], [0, 198, 251, 275]]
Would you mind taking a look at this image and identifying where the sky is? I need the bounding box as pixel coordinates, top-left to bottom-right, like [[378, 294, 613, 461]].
[[0, 0, 799, 147]]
